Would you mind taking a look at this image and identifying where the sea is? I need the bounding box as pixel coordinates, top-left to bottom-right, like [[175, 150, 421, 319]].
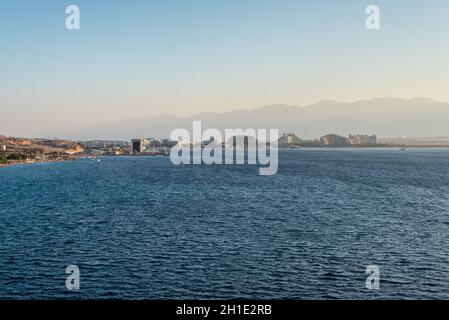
[[1, 149, 449, 299]]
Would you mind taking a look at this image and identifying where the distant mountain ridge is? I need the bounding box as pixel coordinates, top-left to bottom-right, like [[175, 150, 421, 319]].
[[68, 97, 449, 140]]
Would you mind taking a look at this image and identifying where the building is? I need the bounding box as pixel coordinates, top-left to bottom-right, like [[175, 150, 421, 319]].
[[81, 140, 128, 148], [131, 139, 143, 154], [1, 145, 6, 151], [278, 133, 304, 148], [105, 147, 124, 156], [320, 134, 350, 147], [349, 134, 377, 146], [160, 139, 177, 148], [86, 149, 105, 155], [144, 138, 161, 148]]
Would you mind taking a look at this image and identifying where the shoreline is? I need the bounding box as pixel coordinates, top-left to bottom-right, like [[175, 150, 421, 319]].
[[2, 146, 449, 168], [0, 158, 75, 169]]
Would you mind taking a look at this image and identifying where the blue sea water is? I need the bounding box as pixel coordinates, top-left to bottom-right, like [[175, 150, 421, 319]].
[[1, 149, 449, 300]]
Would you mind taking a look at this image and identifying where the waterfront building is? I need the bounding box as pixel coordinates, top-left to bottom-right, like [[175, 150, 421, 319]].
[[144, 138, 161, 148], [160, 139, 177, 148], [131, 139, 143, 154], [349, 134, 377, 146], [320, 134, 351, 147], [81, 140, 128, 148], [86, 149, 105, 155], [278, 133, 304, 148]]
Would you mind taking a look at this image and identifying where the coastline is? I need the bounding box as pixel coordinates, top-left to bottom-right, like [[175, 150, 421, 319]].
[[2, 146, 449, 168], [0, 158, 76, 169]]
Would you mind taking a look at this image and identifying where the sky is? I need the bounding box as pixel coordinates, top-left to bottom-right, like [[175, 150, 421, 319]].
[[0, 0, 448, 138]]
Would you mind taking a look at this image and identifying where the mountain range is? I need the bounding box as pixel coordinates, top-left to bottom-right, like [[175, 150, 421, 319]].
[[69, 97, 449, 140]]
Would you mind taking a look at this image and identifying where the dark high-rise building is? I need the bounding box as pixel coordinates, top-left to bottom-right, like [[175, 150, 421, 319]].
[[131, 139, 143, 154]]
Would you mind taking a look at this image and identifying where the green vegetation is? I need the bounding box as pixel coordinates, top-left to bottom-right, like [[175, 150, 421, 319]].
[[0, 152, 37, 164], [6, 153, 27, 161]]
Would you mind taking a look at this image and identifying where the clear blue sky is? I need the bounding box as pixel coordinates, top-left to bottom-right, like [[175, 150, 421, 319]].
[[0, 0, 448, 137]]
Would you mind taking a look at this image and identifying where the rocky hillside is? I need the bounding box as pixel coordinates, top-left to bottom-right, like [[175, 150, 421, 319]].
[[0, 136, 84, 154]]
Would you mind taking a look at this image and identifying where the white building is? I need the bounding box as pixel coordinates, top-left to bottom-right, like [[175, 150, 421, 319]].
[[279, 133, 304, 147], [349, 134, 377, 146]]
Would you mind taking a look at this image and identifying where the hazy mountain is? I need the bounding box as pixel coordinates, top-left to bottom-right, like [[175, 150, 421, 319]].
[[68, 97, 449, 140]]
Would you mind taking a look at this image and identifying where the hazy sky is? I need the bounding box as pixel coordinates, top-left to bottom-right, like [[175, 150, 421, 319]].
[[1, 0, 448, 137]]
